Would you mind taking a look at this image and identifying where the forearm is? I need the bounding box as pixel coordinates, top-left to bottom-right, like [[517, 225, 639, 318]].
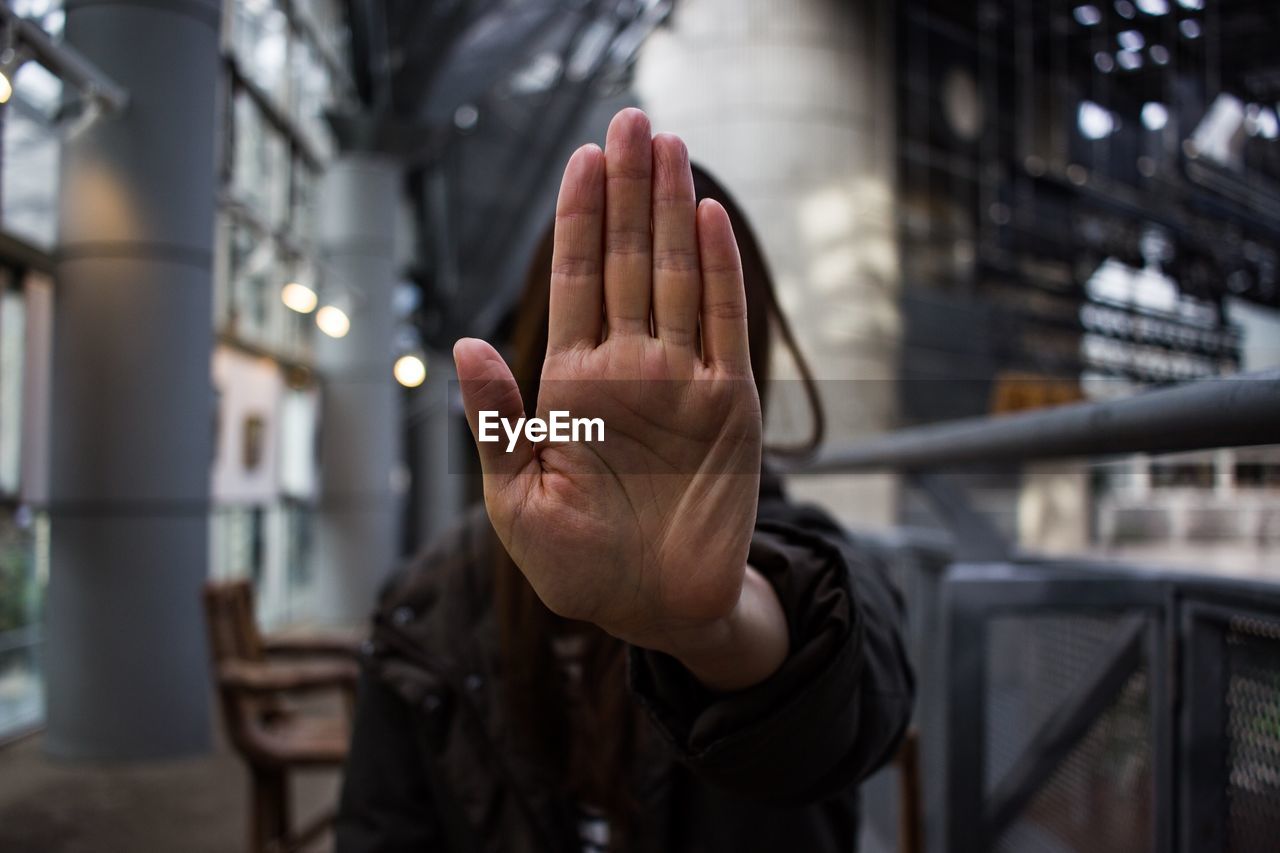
[[657, 565, 790, 692], [626, 519, 913, 804]]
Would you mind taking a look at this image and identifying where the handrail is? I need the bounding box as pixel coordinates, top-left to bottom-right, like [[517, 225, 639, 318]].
[[797, 370, 1280, 473], [0, 6, 129, 114]]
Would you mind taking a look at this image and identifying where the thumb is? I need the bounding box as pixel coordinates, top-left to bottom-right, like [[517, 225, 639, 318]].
[[453, 338, 537, 484]]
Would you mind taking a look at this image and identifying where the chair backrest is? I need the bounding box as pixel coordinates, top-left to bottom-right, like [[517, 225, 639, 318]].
[[203, 578, 284, 758], [203, 578, 266, 664]]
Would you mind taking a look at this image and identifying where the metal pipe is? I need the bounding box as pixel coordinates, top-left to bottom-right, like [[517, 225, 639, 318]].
[[797, 370, 1280, 473], [0, 5, 129, 113]]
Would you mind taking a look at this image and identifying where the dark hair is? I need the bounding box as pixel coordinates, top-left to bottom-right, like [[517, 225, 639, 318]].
[[494, 164, 823, 835]]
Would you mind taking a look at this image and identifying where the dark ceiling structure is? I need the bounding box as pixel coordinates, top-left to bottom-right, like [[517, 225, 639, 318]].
[[341, 0, 670, 350], [336, 0, 1277, 393]]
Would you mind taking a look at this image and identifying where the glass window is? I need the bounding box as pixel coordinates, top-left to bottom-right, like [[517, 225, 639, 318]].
[[279, 387, 318, 499], [210, 504, 265, 582], [0, 282, 24, 496], [209, 501, 316, 629], [213, 215, 233, 333], [226, 218, 280, 346], [8, 0, 64, 37], [290, 156, 317, 245], [221, 221, 316, 359], [0, 508, 44, 738], [229, 0, 290, 106], [18, 273, 51, 507], [1, 91, 62, 250], [300, 0, 349, 67], [214, 0, 349, 632], [232, 90, 289, 227], [9, 61, 63, 118], [291, 38, 334, 158], [275, 255, 314, 359], [281, 502, 315, 622]]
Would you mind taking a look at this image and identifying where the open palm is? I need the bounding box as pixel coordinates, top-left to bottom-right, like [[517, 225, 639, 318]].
[[454, 109, 762, 652]]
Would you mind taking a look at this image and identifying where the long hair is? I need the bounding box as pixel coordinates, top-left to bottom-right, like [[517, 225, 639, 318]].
[[493, 164, 824, 834]]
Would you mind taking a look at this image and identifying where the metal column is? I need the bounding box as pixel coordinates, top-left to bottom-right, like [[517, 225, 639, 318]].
[[312, 154, 402, 624], [411, 347, 467, 548], [44, 0, 223, 759]]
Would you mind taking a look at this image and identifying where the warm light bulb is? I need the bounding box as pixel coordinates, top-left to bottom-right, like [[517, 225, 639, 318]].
[[0, 72, 12, 105], [315, 304, 350, 338], [281, 281, 318, 313], [394, 354, 427, 388]]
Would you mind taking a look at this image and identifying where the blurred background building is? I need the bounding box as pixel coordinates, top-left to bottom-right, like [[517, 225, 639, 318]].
[[0, 0, 1276, 850]]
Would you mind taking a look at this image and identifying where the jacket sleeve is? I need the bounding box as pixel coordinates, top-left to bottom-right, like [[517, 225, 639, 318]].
[[627, 501, 915, 804], [335, 670, 446, 853]]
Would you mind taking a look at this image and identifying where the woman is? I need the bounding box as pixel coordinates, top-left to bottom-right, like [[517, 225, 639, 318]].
[[336, 108, 913, 852]]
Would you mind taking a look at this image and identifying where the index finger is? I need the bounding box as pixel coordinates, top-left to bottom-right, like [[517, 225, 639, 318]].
[[548, 144, 606, 354]]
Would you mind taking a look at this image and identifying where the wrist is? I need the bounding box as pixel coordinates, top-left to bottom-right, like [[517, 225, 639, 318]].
[[661, 566, 789, 692]]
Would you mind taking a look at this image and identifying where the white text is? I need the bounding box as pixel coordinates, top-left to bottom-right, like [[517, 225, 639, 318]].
[[478, 410, 605, 452]]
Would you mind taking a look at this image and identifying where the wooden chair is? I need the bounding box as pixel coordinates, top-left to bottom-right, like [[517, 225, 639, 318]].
[[203, 579, 362, 853]]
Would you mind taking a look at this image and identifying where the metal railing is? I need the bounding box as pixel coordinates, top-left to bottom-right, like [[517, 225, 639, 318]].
[[0, 5, 129, 114], [0, 625, 44, 744], [804, 370, 1280, 473], [935, 561, 1280, 853], [796, 372, 1280, 853]]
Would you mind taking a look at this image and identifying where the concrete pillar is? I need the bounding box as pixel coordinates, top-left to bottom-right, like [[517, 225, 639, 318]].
[[44, 0, 222, 759], [410, 347, 466, 548], [312, 155, 401, 624], [635, 0, 901, 527]]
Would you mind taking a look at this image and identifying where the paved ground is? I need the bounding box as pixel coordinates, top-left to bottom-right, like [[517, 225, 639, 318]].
[[0, 729, 339, 852]]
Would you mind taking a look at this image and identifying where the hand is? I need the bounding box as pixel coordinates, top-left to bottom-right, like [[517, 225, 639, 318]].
[[454, 108, 786, 690]]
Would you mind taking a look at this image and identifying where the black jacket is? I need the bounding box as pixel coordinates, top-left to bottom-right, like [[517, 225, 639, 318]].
[[336, 474, 914, 852]]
